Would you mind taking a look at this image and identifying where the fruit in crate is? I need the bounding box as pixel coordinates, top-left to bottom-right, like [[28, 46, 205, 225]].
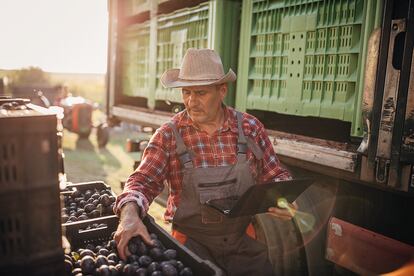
[[65, 232, 193, 276], [62, 187, 116, 223]]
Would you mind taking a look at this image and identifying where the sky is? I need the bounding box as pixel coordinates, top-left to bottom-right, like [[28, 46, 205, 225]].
[[0, 0, 108, 74]]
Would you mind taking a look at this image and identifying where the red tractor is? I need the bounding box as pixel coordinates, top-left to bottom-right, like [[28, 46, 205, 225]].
[[58, 94, 109, 147], [10, 83, 110, 147]]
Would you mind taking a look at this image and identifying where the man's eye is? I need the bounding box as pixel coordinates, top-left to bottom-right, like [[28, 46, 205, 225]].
[[197, 91, 206, 96], [182, 91, 190, 96]]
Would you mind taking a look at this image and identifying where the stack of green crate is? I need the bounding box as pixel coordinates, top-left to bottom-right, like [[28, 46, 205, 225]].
[[236, 0, 383, 136], [124, 0, 151, 17], [154, 1, 241, 108], [121, 22, 151, 98]]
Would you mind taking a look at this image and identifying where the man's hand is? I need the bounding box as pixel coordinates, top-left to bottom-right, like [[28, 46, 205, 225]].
[[267, 200, 298, 220], [114, 202, 153, 261]]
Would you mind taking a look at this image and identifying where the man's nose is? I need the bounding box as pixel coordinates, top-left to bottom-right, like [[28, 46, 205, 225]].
[[188, 93, 199, 105]]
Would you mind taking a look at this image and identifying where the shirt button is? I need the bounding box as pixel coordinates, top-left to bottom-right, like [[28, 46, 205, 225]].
[[223, 237, 228, 242]]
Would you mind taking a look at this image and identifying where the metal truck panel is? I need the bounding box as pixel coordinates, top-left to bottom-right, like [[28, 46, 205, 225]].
[[326, 217, 414, 275]]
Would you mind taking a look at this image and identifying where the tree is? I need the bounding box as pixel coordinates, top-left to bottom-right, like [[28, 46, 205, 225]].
[[9, 67, 51, 87]]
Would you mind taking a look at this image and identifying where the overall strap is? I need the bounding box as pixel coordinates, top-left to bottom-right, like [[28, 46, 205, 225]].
[[236, 111, 264, 161], [236, 111, 248, 159], [168, 122, 194, 169]]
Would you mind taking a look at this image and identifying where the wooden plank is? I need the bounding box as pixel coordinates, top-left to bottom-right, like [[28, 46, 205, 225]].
[[111, 105, 358, 172], [271, 137, 357, 172], [112, 105, 171, 127]]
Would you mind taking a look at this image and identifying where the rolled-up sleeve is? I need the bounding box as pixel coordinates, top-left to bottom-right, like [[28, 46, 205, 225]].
[[255, 122, 292, 182], [114, 126, 171, 218]]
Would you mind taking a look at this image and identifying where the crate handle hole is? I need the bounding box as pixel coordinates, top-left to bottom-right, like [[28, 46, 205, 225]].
[[12, 166, 17, 181], [78, 225, 108, 234], [2, 144, 7, 160], [4, 167, 9, 182]]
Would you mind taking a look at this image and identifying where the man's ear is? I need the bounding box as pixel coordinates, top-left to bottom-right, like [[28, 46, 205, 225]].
[[219, 84, 227, 101]]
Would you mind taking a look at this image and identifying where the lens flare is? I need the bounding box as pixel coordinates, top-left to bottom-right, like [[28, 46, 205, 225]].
[[277, 197, 316, 234], [294, 210, 316, 233]]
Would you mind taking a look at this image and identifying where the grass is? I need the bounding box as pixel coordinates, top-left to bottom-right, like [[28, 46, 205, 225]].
[[62, 112, 171, 232], [63, 129, 134, 194], [49, 72, 106, 106], [0, 69, 106, 106], [2, 69, 171, 231]]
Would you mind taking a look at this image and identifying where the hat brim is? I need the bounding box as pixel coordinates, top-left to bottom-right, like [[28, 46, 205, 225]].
[[160, 68, 237, 89]]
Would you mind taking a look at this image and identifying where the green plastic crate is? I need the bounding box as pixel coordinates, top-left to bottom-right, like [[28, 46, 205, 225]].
[[121, 21, 151, 98], [236, 0, 383, 137], [124, 0, 151, 17], [155, 1, 241, 108]]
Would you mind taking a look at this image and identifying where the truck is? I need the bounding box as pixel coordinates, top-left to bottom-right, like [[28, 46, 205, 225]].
[[106, 0, 414, 275]]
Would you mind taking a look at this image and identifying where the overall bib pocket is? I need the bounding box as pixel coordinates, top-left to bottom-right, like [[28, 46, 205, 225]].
[[198, 178, 237, 224]]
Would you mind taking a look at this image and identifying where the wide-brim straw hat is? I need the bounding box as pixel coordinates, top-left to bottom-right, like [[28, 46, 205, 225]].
[[160, 48, 236, 88]]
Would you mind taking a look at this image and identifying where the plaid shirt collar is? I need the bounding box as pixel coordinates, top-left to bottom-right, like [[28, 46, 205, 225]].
[[174, 105, 239, 134]]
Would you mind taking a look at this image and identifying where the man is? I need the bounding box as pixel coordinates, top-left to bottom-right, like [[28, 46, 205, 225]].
[[114, 48, 297, 275]]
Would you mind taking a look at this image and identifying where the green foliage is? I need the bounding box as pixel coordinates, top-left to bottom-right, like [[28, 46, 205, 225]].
[[9, 67, 51, 87], [1, 68, 105, 107], [49, 73, 105, 106]]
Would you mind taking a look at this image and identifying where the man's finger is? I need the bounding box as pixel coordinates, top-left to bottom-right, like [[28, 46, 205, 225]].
[[268, 207, 294, 215], [267, 209, 293, 218], [117, 238, 128, 261], [114, 231, 121, 244], [134, 220, 154, 246], [266, 212, 293, 220], [125, 246, 131, 257], [139, 228, 154, 246], [268, 208, 296, 219]]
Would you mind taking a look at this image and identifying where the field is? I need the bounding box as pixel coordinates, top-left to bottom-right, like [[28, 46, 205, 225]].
[[49, 72, 106, 106], [0, 69, 106, 106], [1, 69, 171, 230], [62, 118, 171, 232]]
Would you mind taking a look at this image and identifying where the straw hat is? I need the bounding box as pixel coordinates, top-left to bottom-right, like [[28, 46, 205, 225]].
[[160, 48, 236, 88]]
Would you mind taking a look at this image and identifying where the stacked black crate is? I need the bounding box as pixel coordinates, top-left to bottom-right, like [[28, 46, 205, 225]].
[[0, 104, 64, 275]]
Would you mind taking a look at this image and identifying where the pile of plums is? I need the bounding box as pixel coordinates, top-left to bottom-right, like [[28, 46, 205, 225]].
[[64, 232, 193, 276], [62, 187, 116, 223]]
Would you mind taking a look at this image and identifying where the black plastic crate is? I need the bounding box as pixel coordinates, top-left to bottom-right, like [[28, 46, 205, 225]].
[[0, 189, 63, 267], [0, 250, 65, 276], [66, 181, 116, 196], [0, 107, 64, 274], [61, 181, 117, 224], [0, 110, 59, 194], [63, 215, 119, 249], [65, 215, 223, 275], [60, 184, 75, 194], [145, 216, 223, 276]]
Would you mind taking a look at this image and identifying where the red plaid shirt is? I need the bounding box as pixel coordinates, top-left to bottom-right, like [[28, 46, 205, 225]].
[[115, 106, 291, 221]]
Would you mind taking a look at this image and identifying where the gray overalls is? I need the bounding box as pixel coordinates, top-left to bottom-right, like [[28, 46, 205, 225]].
[[168, 112, 273, 275]]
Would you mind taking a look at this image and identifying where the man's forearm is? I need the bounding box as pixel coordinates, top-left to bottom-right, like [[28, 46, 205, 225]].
[[114, 189, 150, 218], [120, 201, 141, 220]]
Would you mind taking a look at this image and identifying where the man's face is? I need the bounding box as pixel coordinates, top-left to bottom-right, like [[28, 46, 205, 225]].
[[182, 84, 227, 125]]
